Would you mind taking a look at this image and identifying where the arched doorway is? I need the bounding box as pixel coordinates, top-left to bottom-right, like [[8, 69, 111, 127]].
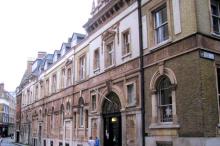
[[102, 92, 122, 146]]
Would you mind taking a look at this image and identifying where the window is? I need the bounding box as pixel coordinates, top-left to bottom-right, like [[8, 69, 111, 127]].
[[79, 55, 86, 80], [79, 97, 84, 127], [44, 140, 46, 146], [127, 83, 136, 106], [154, 5, 168, 44], [122, 30, 131, 56], [216, 68, 220, 119], [51, 108, 54, 129], [61, 68, 65, 89], [50, 141, 53, 146], [211, 0, 220, 35], [105, 41, 114, 67], [157, 141, 172, 146], [52, 74, 57, 93], [35, 85, 38, 101], [157, 76, 172, 122], [91, 94, 96, 111], [46, 79, 49, 96], [66, 102, 71, 112], [85, 110, 88, 128], [67, 68, 72, 86], [93, 49, 100, 70], [40, 82, 44, 98], [60, 105, 64, 128]]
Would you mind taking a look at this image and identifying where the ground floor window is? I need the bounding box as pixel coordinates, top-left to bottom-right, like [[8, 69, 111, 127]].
[[156, 141, 173, 146]]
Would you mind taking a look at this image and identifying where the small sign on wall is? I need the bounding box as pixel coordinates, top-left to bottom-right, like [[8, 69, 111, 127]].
[[200, 50, 215, 60]]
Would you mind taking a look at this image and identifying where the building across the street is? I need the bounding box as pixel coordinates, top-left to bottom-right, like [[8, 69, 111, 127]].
[[0, 83, 16, 137], [16, 0, 220, 146]]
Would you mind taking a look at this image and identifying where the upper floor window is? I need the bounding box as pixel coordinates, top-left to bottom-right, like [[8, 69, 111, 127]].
[[211, 0, 220, 35], [35, 85, 38, 101], [157, 76, 172, 122], [154, 5, 168, 44], [91, 94, 97, 111], [60, 105, 64, 128], [216, 67, 220, 122], [61, 68, 65, 89], [67, 68, 72, 86], [127, 83, 136, 106], [78, 97, 84, 127], [40, 82, 44, 98], [122, 29, 131, 56], [79, 55, 86, 80], [46, 79, 49, 96], [105, 41, 114, 67], [93, 49, 100, 71], [52, 74, 57, 93]]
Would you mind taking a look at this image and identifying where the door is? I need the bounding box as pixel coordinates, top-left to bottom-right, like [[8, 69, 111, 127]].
[[102, 92, 122, 146], [104, 114, 121, 146]]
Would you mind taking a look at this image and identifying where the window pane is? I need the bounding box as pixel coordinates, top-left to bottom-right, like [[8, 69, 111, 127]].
[[213, 17, 220, 34], [158, 76, 172, 122]]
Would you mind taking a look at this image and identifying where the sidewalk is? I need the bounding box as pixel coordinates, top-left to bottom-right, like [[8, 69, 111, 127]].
[[2, 137, 29, 146]]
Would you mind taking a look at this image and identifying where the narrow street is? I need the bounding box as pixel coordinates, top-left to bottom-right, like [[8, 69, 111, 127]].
[[1, 137, 20, 146]]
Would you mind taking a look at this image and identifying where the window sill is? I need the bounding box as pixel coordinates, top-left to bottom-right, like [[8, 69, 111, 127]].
[[122, 52, 132, 59], [93, 68, 100, 74], [149, 38, 172, 52], [104, 64, 115, 71], [211, 32, 220, 38], [149, 123, 180, 129]]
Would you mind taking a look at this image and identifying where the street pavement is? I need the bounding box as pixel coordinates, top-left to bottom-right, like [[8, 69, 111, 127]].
[[0, 137, 26, 146]]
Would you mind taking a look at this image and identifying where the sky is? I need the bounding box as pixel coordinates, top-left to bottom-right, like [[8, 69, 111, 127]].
[[0, 0, 92, 92]]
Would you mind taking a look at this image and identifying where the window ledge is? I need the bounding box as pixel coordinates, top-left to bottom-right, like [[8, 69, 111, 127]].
[[149, 38, 172, 52], [149, 123, 180, 129], [122, 52, 132, 59], [104, 64, 115, 71], [211, 32, 220, 38], [93, 68, 100, 74]]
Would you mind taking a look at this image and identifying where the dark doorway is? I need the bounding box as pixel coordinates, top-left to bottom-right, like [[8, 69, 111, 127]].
[[16, 131, 19, 142], [102, 92, 122, 146]]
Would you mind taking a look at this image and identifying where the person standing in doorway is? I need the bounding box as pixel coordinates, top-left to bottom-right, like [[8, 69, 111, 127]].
[[88, 136, 95, 146], [95, 137, 100, 146]]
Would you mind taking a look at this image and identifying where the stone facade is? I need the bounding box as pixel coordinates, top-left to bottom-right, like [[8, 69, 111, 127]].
[[16, 0, 220, 146]]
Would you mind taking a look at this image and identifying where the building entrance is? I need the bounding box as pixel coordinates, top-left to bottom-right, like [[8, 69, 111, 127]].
[[102, 92, 121, 146]]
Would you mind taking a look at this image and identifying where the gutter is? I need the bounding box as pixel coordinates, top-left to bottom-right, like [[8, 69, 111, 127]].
[[137, 0, 146, 146]]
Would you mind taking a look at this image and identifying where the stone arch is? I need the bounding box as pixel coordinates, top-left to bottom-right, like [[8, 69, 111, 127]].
[[98, 85, 125, 113], [150, 67, 177, 92]]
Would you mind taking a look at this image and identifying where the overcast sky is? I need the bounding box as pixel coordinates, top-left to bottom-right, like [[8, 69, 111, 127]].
[[0, 0, 92, 92]]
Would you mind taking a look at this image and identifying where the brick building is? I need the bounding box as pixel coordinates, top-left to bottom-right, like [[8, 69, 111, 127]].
[[0, 83, 16, 137], [16, 0, 220, 146]]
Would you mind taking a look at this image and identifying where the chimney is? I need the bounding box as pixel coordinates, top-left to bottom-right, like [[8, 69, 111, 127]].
[[27, 59, 34, 74], [37, 51, 47, 59], [0, 83, 4, 95]]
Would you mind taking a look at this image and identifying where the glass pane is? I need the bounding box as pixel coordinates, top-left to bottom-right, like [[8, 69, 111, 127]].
[[213, 17, 220, 34]]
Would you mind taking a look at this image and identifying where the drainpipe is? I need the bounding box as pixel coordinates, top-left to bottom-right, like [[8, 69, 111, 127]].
[[137, 0, 145, 146]]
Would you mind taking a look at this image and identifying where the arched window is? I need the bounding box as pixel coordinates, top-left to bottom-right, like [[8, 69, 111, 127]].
[[66, 102, 71, 112], [157, 76, 172, 122], [51, 107, 54, 129], [60, 105, 64, 128], [78, 97, 84, 127], [150, 68, 178, 128]]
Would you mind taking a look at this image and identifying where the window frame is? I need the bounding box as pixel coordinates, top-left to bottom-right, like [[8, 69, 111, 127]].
[[93, 48, 100, 71], [153, 4, 169, 44], [79, 54, 86, 81], [157, 76, 173, 123], [215, 66, 220, 126], [126, 82, 136, 107], [211, 0, 220, 36], [122, 29, 131, 57]]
